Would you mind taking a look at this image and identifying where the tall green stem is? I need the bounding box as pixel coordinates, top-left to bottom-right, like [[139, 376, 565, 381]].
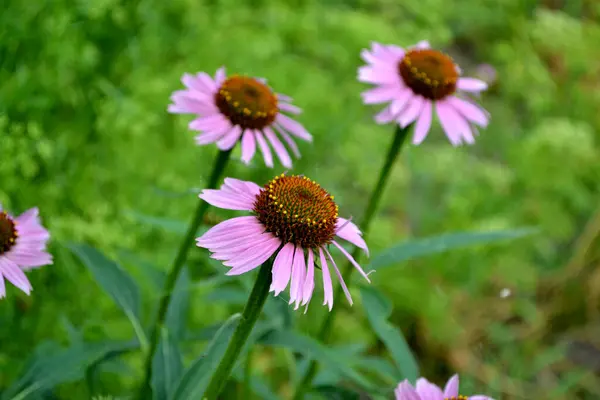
[[292, 125, 410, 400], [138, 149, 232, 400], [204, 258, 274, 399]]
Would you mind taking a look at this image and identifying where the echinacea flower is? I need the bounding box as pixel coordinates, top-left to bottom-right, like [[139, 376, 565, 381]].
[[0, 205, 52, 298], [395, 375, 493, 400], [359, 41, 490, 145], [196, 174, 370, 310], [169, 67, 312, 168]]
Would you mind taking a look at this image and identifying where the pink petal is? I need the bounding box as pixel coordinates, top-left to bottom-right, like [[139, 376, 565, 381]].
[[211, 232, 275, 260], [214, 67, 226, 85], [414, 40, 431, 49], [318, 247, 334, 311], [358, 66, 398, 85], [435, 101, 462, 146], [198, 226, 265, 250], [468, 396, 494, 400], [413, 100, 433, 144], [389, 89, 413, 116], [226, 236, 281, 275], [275, 114, 312, 142], [264, 127, 292, 168], [223, 235, 279, 268], [0, 258, 32, 295], [335, 218, 369, 257], [415, 378, 444, 400], [194, 120, 232, 145], [217, 125, 243, 150], [255, 131, 274, 168], [273, 125, 301, 158], [278, 102, 302, 114], [189, 114, 229, 132], [443, 375, 459, 398], [301, 249, 315, 307], [374, 105, 397, 125], [196, 72, 217, 92], [457, 77, 488, 92], [361, 85, 398, 105], [197, 216, 262, 244], [270, 243, 294, 295], [199, 188, 254, 211], [439, 101, 475, 144], [395, 380, 420, 400], [15, 208, 39, 225], [447, 97, 489, 127], [288, 247, 306, 310], [0, 273, 4, 298], [276, 93, 292, 102], [332, 241, 370, 283], [240, 131, 257, 164], [6, 250, 52, 270], [398, 96, 425, 128], [324, 247, 353, 306], [223, 177, 261, 198]]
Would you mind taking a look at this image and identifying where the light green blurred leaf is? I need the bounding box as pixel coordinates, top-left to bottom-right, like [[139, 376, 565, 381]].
[[165, 266, 190, 340], [369, 228, 538, 270], [126, 211, 188, 234], [170, 314, 241, 400], [68, 243, 147, 350], [259, 330, 375, 390], [360, 286, 419, 382], [152, 328, 183, 400]]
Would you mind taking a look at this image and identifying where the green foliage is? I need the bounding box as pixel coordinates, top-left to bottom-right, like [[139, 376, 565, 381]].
[[1, 0, 599, 398]]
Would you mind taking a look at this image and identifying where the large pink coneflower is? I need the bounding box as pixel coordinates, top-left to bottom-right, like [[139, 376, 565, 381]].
[[196, 174, 370, 311], [359, 41, 490, 145], [169, 67, 312, 168], [0, 205, 52, 298], [395, 375, 493, 400]]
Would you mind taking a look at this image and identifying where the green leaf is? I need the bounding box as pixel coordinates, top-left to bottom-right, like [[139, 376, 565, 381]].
[[171, 314, 241, 400], [232, 370, 281, 400], [259, 330, 375, 391], [67, 243, 147, 350], [125, 211, 188, 234], [2, 341, 132, 400], [360, 286, 418, 382], [152, 327, 183, 400], [369, 227, 537, 270], [166, 266, 190, 340]]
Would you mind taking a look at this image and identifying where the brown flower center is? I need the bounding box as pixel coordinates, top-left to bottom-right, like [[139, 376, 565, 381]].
[[253, 174, 339, 249], [398, 49, 459, 100], [215, 75, 278, 130], [444, 396, 468, 400], [0, 211, 18, 255]]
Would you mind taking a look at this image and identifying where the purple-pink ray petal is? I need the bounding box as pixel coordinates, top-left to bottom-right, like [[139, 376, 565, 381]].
[[332, 241, 371, 283], [264, 127, 292, 168], [457, 77, 488, 92], [335, 218, 369, 256], [278, 102, 302, 114], [398, 96, 425, 128], [324, 247, 353, 305], [199, 188, 255, 211], [241, 131, 257, 164], [217, 125, 243, 150], [275, 114, 313, 142], [447, 97, 489, 127], [415, 378, 444, 400], [225, 236, 280, 275], [255, 131, 274, 168], [273, 124, 301, 158], [413, 100, 433, 144], [0, 258, 32, 295], [271, 243, 295, 295], [318, 247, 334, 310], [301, 248, 315, 307], [395, 380, 420, 400]]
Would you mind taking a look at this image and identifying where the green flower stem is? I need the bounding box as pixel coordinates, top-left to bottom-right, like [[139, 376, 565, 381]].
[[292, 124, 411, 400], [138, 149, 232, 400], [204, 257, 274, 399]]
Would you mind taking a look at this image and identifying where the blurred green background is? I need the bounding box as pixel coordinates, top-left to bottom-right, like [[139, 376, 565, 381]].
[[1, 0, 600, 398]]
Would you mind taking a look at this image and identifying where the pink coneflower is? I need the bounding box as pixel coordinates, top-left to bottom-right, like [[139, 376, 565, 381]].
[[196, 174, 370, 310], [0, 205, 52, 298], [168, 67, 312, 168], [395, 375, 493, 400], [359, 41, 490, 145]]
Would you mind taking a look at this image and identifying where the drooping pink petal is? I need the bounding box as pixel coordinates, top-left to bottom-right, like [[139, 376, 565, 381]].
[[270, 243, 295, 295], [457, 77, 488, 92], [332, 241, 371, 283], [374, 105, 398, 125], [0, 274, 5, 298], [389, 89, 413, 116], [217, 125, 243, 150], [415, 378, 444, 400], [189, 113, 228, 131], [324, 247, 353, 306], [318, 247, 334, 311], [222, 178, 262, 198], [443, 375, 459, 398], [398, 96, 425, 128], [301, 248, 315, 307], [240, 131, 257, 164], [335, 218, 369, 257], [275, 114, 313, 142], [439, 100, 475, 144], [6, 250, 52, 270], [210, 232, 275, 258], [264, 127, 292, 168], [413, 100, 433, 144], [194, 120, 232, 145], [195, 72, 217, 92], [394, 380, 420, 400], [436, 101, 462, 146], [198, 226, 265, 250], [199, 188, 255, 211], [255, 131, 274, 168], [447, 97, 489, 127], [273, 125, 301, 158], [288, 247, 306, 310], [0, 258, 32, 295]]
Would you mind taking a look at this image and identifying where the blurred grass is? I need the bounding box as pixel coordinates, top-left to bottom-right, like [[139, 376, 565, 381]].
[[1, 0, 600, 398]]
